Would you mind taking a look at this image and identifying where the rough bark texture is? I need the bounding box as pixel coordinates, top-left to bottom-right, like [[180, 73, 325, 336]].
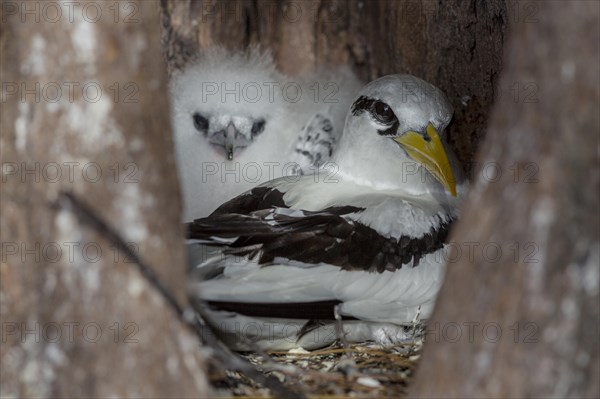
[[1, 1, 209, 397], [409, 2, 600, 398], [159, 0, 507, 174]]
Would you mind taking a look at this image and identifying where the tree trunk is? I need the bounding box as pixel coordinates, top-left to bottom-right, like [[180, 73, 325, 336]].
[[1, 1, 209, 397], [159, 0, 507, 174], [409, 2, 600, 397]]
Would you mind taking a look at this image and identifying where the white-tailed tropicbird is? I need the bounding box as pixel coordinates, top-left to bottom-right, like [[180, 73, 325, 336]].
[[169, 46, 363, 221], [186, 74, 467, 351]]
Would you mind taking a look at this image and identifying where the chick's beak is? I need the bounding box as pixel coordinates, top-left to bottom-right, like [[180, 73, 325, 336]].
[[224, 123, 236, 161], [209, 122, 250, 161], [393, 122, 457, 196]]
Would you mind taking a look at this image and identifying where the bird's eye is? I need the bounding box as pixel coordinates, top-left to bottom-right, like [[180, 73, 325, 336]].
[[372, 101, 396, 124], [193, 113, 209, 132], [251, 119, 265, 137]]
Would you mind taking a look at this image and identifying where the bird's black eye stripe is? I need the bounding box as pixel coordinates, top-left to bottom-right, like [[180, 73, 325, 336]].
[[351, 96, 398, 124], [377, 121, 399, 136], [251, 119, 266, 137], [351, 95, 374, 116], [193, 113, 209, 132], [351, 96, 399, 136]]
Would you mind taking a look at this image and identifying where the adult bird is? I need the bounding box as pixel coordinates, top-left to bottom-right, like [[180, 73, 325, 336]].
[[187, 74, 467, 351], [169, 46, 362, 221]]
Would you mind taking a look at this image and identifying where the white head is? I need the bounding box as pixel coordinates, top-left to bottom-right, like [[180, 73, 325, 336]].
[[333, 74, 461, 198], [170, 46, 288, 161]]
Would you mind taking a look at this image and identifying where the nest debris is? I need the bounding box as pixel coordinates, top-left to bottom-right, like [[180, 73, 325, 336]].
[[208, 339, 423, 398]]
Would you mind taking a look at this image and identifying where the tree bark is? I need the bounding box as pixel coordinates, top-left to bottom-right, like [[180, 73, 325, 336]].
[[159, 0, 507, 174], [409, 1, 600, 397], [1, 1, 209, 397]]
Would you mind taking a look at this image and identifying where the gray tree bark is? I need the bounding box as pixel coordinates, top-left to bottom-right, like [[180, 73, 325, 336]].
[[1, 1, 209, 397], [409, 2, 600, 397]]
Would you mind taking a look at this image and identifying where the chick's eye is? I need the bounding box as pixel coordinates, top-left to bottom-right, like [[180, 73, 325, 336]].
[[193, 113, 209, 131], [372, 101, 395, 124], [251, 119, 265, 137]]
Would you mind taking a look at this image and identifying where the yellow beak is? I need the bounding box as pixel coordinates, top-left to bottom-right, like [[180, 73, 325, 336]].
[[393, 122, 457, 196]]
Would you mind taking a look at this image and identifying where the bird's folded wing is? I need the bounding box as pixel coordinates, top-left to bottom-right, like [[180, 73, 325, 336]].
[[188, 199, 450, 273]]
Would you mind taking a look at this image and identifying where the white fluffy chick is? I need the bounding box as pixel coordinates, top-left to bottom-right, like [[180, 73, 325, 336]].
[[169, 46, 362, 221]]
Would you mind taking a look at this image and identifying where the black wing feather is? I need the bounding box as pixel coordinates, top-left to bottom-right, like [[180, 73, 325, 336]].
[[205, 300, 357, 320], [187, 185, 453, 272]]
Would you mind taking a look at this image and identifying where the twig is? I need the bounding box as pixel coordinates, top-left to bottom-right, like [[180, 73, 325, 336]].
[[55, 191, 305, 399]]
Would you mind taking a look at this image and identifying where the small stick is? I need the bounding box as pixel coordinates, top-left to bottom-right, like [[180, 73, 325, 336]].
[[56, 191, 305, 399]]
